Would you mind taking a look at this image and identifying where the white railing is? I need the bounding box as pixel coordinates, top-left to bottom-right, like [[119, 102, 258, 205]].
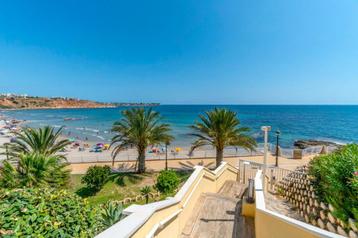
[[66, 147, 262, 164]]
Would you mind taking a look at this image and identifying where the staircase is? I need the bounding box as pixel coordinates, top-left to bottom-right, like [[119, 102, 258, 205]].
[[180, 181, 254, 238]]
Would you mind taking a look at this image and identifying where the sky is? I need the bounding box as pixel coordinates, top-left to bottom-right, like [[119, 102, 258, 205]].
[[0, 0, 357, 104]]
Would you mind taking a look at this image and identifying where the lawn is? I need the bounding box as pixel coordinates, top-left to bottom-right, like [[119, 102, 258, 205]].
[[69, 170, 191, 206]]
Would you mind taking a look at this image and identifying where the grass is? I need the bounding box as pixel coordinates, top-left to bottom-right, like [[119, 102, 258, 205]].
[[69, 170, 191, 206]]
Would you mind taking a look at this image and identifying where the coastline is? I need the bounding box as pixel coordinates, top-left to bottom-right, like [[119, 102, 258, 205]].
[[0, 114, 260, 164], [0, 105, 116, 111], [0, 105, 349, 166]]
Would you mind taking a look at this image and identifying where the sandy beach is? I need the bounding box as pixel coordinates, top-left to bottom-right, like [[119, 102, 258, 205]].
[[0, 135, 10, 161], [0, 116, 320, 175]]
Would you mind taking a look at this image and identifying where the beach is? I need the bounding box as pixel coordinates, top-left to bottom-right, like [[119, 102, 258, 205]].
[[0, 135, 9, 161], [2, 105, 357, 148], [0, 106, 348, 174], [0, 117, 318, 175]]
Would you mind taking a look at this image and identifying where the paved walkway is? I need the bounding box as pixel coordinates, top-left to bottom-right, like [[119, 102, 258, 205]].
[[265, 192, 303, 222], [181, 181, 254, 238]]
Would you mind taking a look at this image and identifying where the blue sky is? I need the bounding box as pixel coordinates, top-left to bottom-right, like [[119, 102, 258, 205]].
[[0, 0, 357, 104]]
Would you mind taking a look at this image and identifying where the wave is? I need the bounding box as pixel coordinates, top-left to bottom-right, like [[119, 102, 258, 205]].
[[75, 127, 99, 133], [95, 135, 105, 140]]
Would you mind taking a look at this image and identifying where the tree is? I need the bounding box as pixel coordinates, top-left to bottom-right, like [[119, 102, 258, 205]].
[[189, 108, 257, 168], [111, 108, 173, 173], [3, 126, 70, 160], [0, 153, 70, 188], [140, 186, 152, 204]]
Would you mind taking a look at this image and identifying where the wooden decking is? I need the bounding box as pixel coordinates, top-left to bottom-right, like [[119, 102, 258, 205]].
[[180, 181, 255, 238]]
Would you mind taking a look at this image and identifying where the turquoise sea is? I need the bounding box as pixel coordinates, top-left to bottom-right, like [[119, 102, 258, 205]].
[[2, 105, 358, 148]]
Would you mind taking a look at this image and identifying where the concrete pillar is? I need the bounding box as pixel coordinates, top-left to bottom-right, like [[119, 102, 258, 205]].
[[261, 126, 271, 186]]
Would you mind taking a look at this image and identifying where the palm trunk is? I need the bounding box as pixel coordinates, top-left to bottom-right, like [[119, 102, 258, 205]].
[[111, 156, 115, 168], [137, 148, 146, 173], [216, 148, 224, 168]]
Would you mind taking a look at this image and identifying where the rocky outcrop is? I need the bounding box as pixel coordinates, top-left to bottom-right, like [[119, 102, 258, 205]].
[[294, 140, 342, 149], [0, 96, 115, 109]]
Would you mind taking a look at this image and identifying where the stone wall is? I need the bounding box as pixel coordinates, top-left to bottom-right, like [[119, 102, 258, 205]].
[[276, 166, 357, 238], [112, 191, 162, 206]]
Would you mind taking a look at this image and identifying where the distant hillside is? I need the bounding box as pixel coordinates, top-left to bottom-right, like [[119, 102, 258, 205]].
[[113, 102, 160, 107], [0, 96, 115, 109]]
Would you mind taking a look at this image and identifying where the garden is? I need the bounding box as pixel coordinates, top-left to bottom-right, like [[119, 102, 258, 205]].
[[308, 144, 358, 229], [0, 125, 190, 237], [69, 166, 191, 206], [0, 107, 255, 237]]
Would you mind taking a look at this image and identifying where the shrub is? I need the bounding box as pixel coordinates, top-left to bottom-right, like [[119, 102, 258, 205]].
[[0, 153, 70, 189], [100, 201, 124, 227], [82, 165, 111, 192], [155, 170, 179, 194], [140, 186, 152, 204], [308, 144, 358, 222], [0, 188, 101, 237]]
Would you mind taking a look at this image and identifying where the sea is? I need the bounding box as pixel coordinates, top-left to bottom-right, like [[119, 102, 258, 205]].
[[2, 105, 358, 148]]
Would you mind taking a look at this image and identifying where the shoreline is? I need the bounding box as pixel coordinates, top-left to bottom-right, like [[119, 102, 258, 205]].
[[0, 109, 345, 165], [0, 106, 116, 111]]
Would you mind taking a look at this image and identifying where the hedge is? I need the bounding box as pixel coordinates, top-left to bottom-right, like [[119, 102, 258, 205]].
[[308, 144, 358, 222], [0, 188, 102, 237]]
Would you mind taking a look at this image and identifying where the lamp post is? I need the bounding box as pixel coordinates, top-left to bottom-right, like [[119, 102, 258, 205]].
[[275, 130, 280, 167], [165, 141, 169, 171], [261, 126, 271, 180], [243, 161, 250, 184]]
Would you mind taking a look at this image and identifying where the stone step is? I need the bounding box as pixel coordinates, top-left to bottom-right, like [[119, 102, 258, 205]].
[[218, 180, 248, 199], [180, 194, 207, 238], [203, 192, 239, 203]]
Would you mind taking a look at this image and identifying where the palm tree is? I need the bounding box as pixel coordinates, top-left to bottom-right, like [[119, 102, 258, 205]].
[[111, 108, 173, 173], [189, 108, 257, 168], [140, 186, 152, 204], [3, 126, 70, 160], [0, 153, 70, 188]]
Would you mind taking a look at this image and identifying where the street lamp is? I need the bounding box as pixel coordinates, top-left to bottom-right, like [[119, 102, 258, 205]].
[[275, 130, 281, 167], [165, 141, 169, 171], [261, 126, 271, 180], [243, 161, 250, 184]]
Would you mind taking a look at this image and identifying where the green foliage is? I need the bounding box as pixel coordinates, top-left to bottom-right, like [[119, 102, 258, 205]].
[[189, 108, 257, 167], [0, 153, 70, 189], [2, 126, 70, 160], [100, 201, 124, 227], [155, 170, 179, 194], [111, 108, 173, 173], [81, 165, 111, 192], [0, 188, 101, 237], [308, 144, 358, 222], [140, 186, 152, 203]]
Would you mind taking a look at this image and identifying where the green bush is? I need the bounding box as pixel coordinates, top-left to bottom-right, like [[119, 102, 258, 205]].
[[0, 153, 70, 189], [308, 144, 358, 223], [155, 170, 179, 194], [100, 201, 124, 227], [140, 186, 152, 204], [82, 165, 111, 192], [0, 188, 101, 237]]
